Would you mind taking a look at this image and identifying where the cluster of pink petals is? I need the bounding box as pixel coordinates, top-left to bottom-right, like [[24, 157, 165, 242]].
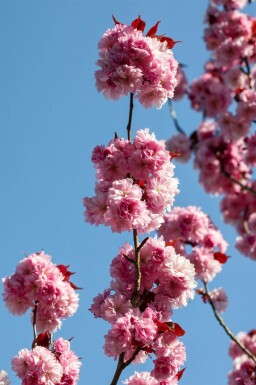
[[2, 252, 79, 332], [158, 206, 228, 282], [104, 307, 186, 381], [220, 183, 256, 260], [124, 371, 180, 385], [209, 287, 228, 313], [90, 237, 195, 379], [172, 66, 188, 101], [12, 338, 81, 385], [83, 129, 179, 234], [0, 371, 10, 385], [194, 120, 251, 195], [165, 133, 191, 163], [95, 22, 178, 109], [228, 330, 256, 385], [188, 72, 231, 117], [204, 7, 255, 66], [91, 237, 196, 323]]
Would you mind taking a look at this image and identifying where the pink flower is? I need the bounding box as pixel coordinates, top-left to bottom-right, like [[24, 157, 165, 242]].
[[12, 346, 63, 385], [0, 371, 10, 385], [236, 234, 256, 260], [209, 287, 228, 313], [95, 20, 178, 109], [165, 134, 191, 163], [3, 252, 79, 332], [124, 371, 159, 385]]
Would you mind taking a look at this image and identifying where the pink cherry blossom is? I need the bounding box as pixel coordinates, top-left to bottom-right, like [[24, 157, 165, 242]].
[[124, 371, 159, 385], [84, 129, 179, 234], [209, 287, 228, 313], [3, 252, 79, 332], [0, 371, 10, 385], [165, 133, 191, 163], [95, 20, 178, 109], [12, 346, 63, 385]]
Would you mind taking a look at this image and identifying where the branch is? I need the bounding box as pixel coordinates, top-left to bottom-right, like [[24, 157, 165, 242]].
[[168, 99, 186, 135], [242, 57, 254, 90], [32, 301, 39, 348], [221, 169, 256, 197], [203, 282, 256, 364], [127, 93, 134, 141], [110, 348, 141, 385], [131, 229, 141, 307]]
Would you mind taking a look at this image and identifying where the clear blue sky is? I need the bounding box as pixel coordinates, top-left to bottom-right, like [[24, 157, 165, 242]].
[[1, 1, 256, 385]]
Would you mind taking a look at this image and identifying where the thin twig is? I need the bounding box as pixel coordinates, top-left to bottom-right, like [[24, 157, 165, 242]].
[[131, 229, 141, 307], [203, 282, 256, 364], [137, 237, 149, 252], [168, 99, 186, 135], [222, 169, 256, 197], [110, 348, 141, 385], [127, 93, 134, 141], [32, 301, 39, 348], [242, 57, 254, 90]]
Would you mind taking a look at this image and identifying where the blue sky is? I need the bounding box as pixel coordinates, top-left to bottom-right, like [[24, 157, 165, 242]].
[[1, 1, 256, 385]]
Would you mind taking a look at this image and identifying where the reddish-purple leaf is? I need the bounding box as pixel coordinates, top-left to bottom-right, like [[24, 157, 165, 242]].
[[146, 21, 160, 37], [112, 15, 123, 25], [213, 252, 229, 264], [131, 15, 146, 32], [177, 368, 186, 380]]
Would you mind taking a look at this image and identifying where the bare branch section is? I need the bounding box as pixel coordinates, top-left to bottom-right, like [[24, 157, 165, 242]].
[[203, 282, 256, 364]]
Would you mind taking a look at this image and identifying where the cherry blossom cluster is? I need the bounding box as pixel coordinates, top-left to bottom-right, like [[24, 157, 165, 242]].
[[83, 128, 179, 234], [204, 3, 255, 67], [193, 120, 251, 195], [166, 0, 256, 261], [90, 236, 196, 383], [158, 205, 228, 283], [89, 15, 196, 385], [2, 253, 81, 385], [95, 16, 178, 109], [221, 186, 256, 260], [0, 371, 10, 385], [12, 337, 81, 385], [228, 330, 256, 385], [2, 251, 79, 332]]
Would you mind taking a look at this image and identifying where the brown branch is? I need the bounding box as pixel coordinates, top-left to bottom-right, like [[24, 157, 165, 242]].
[[221, 169, 256, 197], [168, 100, 186, 135], [203, 282, 256, 364], [110, 348, 141, 385], [32, 301, 39, 348], [127, 93, 134, 141], [131, 229, 141, 307], [242, 57, 254, 90]]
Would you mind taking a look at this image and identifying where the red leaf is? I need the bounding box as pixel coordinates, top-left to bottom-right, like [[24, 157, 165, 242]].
[[169, 151, 181, 159], [165, 238, 181, 247], [146, 21, 160, 37], [251, 20, 256, 38], [159, 36, 181, 49], [34, 332, 51, 348], [142, 345, 155, 354], [177, 368, 186, 380], [213, 252, 229, 264], [155, 319, 172, 333], [166, 322, 186, 336], [155, 320, 185, 336], [131, 15, 146, 32], [112, 15, 123, 25], [57, 264, 75, 281], [69, 281, 83, 290]]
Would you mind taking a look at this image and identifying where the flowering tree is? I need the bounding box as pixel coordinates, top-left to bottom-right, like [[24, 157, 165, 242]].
[[1, 1, 256, 385]]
